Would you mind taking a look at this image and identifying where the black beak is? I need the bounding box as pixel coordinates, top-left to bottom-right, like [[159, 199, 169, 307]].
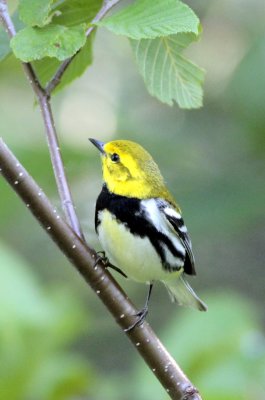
[[89, 138, 105, 154]]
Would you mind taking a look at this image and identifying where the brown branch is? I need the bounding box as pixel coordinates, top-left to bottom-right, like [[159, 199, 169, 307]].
[[0, 0, 84, 239], [0, 138, 203, 400], [45, 0, 121, 95]]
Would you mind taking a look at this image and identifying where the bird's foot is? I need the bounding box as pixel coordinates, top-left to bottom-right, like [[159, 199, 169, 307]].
[[124, 306, 148, 332], [94, 251, 127, 278], [93, 251, 108, 268]]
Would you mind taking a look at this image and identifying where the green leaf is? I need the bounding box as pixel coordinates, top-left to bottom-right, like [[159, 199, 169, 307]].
[[131, 33, 205, 109], [33, 32, 95, 92], [18, 0, 53, 27], [53, 0, 103, 27], [97, 0, 199, 39], [0, 10, 24, 62], [30, 0, 101, 92], [10, 24, 87, 62]]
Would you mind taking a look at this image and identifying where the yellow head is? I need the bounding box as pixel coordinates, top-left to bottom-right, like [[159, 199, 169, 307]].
[[90, 138, 176, 204]]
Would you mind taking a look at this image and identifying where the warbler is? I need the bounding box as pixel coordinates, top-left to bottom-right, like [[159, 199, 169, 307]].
[[90, 138, 207, 330]]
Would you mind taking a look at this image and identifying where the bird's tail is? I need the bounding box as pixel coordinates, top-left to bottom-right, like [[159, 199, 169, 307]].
[[162, 275, 207, 311]]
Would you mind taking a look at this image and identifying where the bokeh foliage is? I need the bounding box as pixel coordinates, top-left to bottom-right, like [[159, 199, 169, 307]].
[[0, 242, 95, 400]]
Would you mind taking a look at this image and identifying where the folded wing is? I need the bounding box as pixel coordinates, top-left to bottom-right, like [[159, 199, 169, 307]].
[[161, 204, 196, 276]]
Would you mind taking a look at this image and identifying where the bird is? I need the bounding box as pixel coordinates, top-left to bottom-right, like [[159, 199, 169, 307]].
[[89, 138, 207, 330]]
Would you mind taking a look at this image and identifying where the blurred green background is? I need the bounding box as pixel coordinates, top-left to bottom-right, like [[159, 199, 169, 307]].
[[1, 1, 265, 399]]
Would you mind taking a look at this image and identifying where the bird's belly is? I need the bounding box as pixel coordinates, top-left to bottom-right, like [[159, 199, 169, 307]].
[[97, 210, 170, 283]]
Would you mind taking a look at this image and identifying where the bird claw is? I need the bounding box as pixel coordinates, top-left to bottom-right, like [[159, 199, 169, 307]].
[[124, 283, 153, 332], [93, 251, 108, 268], [124, 306, 149, 332], [94, 251, 128, 278]]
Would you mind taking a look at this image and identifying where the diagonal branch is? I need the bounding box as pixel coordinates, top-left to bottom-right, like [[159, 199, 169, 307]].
[[0, 138, 203, 400], [45, 0, 121, 95], [0, 0, 83, 238]]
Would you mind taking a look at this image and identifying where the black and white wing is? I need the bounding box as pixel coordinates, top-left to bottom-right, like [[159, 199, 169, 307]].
[[160, 203, 196, 276]]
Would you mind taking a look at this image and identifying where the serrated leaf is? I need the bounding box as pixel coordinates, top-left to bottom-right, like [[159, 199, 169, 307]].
[[10, 24, 87, 62], [97, 0, 199, 39], [53, 0, 103, 27], [18, 0, 53, 27], [0, 10, 24, 62], [33, 32, 95, 92], [131, 33, 205, 109]]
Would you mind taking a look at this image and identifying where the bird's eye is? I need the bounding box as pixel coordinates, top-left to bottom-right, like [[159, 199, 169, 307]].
[[110, 153, 120, 163]]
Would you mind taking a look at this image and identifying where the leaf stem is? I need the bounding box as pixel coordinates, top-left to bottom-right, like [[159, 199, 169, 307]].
[[45, 0, 121, 95], [0, 0, 84, 239], [0, 138, 203, 400]]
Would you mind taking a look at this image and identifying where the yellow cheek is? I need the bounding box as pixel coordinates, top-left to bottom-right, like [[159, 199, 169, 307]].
[[103, 161, 129, 183]]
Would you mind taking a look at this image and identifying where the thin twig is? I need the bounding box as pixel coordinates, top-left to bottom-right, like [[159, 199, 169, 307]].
[[0, 0, 84, 239], [0, 138, 203, 400], [45, 0, 121, 95]]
